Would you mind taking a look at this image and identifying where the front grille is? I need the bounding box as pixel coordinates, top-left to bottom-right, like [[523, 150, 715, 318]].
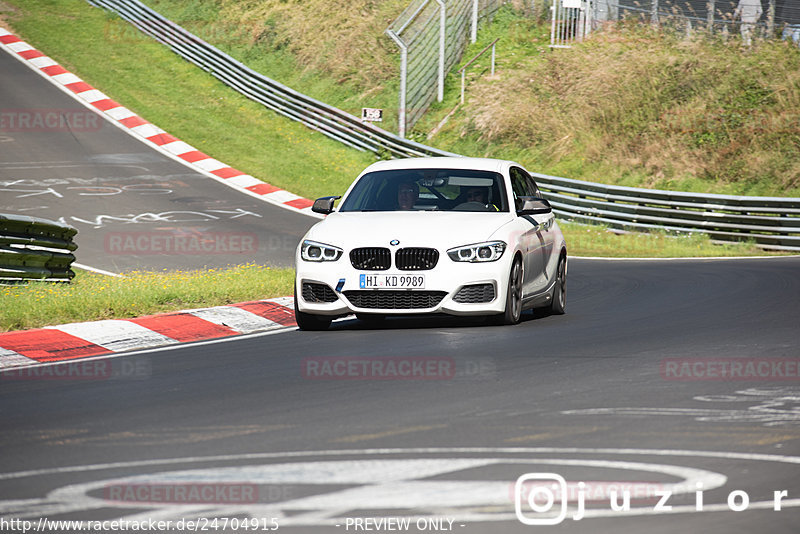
[[302, 282, 338, 303], [350, 247, 391, 270], [395, 248, 439, 271], [453, 283, 495, 303], [343, 290, 447, 309]]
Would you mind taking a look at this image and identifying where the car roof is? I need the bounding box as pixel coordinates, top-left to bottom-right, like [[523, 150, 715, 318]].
[[360, 157, 515, 175]]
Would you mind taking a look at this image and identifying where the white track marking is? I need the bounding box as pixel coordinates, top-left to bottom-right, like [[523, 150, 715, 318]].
[[51, 72, 81, 85], [187, 307, 284, 334], [72, 263, 123, 277], [192, 158, 228, 173], [224, 175, 263, 188], [129, 123, 166, 139], [0, 348, 37, 368], [48, 320, 175, 352], [0, 447, 796, 481], [76, 89, 107, 103], [0, 326, 297, 375], [3, 450, 794, 527], [104, 107, 137, 121]]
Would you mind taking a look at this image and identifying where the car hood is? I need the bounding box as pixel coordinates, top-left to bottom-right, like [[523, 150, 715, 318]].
[[303, 211, 516, 250]]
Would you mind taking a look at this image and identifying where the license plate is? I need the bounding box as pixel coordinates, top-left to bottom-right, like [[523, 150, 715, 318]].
[[359, 273, 425, 289]]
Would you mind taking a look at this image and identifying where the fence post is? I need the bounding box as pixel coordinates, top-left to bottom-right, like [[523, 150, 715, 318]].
[[471, 0, 479, 43], [651, 0, 659, 26], [435, 0, 446, 102], [385, 29, 407, 138], [584, 0, 593, 38], [767, 0, 776, 37], [706, 0, 715, 32]]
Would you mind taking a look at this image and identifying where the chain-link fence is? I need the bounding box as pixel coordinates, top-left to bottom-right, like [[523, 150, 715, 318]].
[[555, 1, 800, 47], [617, 1, 796, 33], [386, 0, 506, 137]]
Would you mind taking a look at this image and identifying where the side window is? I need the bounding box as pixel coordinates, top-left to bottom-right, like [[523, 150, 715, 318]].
[[509, 167, 533, 199], [525, 173, 542, 198]]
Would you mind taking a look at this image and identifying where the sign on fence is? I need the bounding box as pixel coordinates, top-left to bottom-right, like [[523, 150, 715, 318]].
[[361, 108, 383, 122]]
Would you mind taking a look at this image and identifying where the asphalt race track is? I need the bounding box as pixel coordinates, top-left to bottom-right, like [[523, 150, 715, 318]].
[[1, 24, 799, 534], [1, 256, 799, 533], [0, 49, 314, 273]]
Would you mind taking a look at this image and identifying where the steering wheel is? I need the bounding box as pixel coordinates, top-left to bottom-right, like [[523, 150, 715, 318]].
[[453, 201, 491, 212]]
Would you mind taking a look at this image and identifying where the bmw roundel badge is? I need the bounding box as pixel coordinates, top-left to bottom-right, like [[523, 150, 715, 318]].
[[390, 239, 400, 246]]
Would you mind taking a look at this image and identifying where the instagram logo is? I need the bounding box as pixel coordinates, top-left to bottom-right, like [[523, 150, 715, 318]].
[[514, 473, 569, 525]]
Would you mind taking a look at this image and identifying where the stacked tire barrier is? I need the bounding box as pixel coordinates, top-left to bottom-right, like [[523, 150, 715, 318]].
[[87, 0, 800, 251], [0, 214, 78, 282]]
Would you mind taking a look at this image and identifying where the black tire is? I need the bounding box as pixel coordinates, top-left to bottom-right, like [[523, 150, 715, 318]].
[[294, 293, 332, 331], [490, 257, 523, 325], [547, 255, 567, 315]]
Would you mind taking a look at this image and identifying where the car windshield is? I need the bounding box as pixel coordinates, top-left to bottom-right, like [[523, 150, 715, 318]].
[[338, 169, 509, 213]]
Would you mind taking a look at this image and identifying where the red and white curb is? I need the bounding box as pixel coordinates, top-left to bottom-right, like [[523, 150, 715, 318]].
[[0, 297, 296, 369], [0, 26, 320, 217]]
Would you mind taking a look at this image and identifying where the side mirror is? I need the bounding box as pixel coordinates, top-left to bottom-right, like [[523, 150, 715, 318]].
[[516, 197, 552, 216], [312, 196, 341, 215]]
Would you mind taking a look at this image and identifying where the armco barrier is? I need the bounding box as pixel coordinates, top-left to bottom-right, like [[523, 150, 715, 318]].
[[87, 0, 456, 160], [0, 214, 78, 282], [534, 173, 800, 251], [87, 0, 800, 251]]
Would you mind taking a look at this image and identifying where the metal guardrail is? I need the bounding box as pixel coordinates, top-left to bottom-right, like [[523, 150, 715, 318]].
[[0, 214, 78, 282], [87, 0, 800, 250], [88, 0, 457, 160], [534, 173, 800, 250]]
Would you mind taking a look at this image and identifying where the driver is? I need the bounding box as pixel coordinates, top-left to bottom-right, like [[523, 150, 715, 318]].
[[460, 186, 498, 211], [464, 187, 488, 204], [397, 181, 419, 210]]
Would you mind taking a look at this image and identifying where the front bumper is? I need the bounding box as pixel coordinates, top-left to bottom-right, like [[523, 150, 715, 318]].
[[295, 256, 511, 317]]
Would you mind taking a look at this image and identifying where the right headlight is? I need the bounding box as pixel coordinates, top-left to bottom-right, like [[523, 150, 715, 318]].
[[301, 240, 343, 262], [447, 241, 506, 263]]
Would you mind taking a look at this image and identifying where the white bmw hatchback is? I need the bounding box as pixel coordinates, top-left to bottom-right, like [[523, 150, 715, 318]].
[[294, 157, 567, 330]]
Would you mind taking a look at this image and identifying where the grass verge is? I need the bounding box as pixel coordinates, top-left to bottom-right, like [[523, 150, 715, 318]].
[[558, 222, 781, 258], [0, 264, 295, 332]]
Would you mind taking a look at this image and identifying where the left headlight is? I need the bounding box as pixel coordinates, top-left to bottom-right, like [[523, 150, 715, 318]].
[[447, 241, 506, 263], [301, 240, 343, 262]]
